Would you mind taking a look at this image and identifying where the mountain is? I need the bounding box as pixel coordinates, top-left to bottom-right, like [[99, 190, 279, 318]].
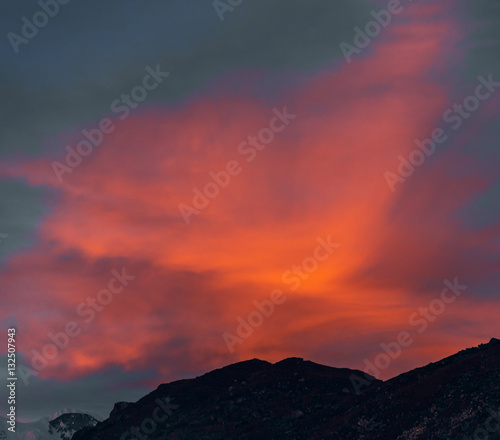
[[48, 414, 100, 440], [71, 339, 500, 439], [1, 413, 99, 440]]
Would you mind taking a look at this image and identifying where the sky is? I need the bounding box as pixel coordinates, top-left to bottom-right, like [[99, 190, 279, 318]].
[[0, 0, 499, 422]]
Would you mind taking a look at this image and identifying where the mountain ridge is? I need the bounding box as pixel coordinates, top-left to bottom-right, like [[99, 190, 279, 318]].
[[71, 338, 500, 439]]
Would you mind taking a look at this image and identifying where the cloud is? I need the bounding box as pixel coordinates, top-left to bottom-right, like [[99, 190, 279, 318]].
[[0, 354, 152, 421]]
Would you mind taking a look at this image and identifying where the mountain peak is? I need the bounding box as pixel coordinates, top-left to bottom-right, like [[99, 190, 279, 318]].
[[274, 356, 305, 365], [48, 413, 99, 439], [0, 412, 99, 440]]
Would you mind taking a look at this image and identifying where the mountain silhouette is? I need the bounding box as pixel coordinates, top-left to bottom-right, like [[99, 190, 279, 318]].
[[0, 412, 99, 440], [72, 339, 500, 440]]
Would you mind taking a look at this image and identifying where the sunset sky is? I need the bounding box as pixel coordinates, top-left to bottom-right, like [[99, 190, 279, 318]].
[[1, 0, 500, 421]]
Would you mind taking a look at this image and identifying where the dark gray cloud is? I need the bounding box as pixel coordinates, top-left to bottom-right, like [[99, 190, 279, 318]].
[[0, 179, 48, 265], [0, 354, 153, 420], [461, 1, 500, 80], [0, 0, 375, 156]]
